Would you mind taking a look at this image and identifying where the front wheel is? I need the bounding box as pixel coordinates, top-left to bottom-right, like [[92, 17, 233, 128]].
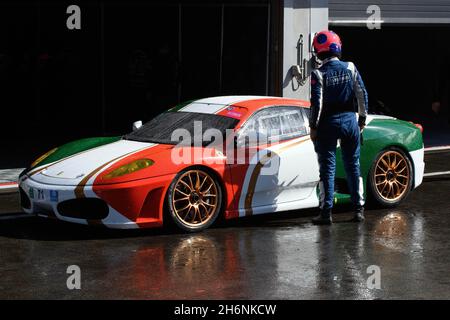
[[368, 147, 413, 207], [166, 168, 222, 232]]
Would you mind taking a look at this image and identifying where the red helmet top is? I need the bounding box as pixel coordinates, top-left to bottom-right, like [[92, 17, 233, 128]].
[[313, 30, 342, 56]]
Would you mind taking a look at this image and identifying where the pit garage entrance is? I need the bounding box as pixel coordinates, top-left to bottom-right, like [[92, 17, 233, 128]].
[[329, 0, 450, 148], [0, 0, 282, 168]]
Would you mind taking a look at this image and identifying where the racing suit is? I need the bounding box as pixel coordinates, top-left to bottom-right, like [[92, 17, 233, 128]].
[[309, 57, 368, 216]]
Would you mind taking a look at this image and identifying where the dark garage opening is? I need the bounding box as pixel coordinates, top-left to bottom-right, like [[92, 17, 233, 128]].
[[0, 0, 282, 168], [334, 26, 450, 148]]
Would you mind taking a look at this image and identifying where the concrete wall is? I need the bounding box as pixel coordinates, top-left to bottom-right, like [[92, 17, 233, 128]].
[[282, 0, 328, 100]]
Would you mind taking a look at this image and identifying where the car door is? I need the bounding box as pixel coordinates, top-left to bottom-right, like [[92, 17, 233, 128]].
[[230, 106, 320, 216]]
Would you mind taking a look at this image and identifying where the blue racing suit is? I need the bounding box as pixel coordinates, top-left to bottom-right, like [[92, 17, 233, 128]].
[[309, 57, 368, 215]]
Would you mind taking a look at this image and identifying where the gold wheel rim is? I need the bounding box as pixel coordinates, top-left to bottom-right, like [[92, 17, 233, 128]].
[[374, 151, 410, 201], [172, 170, 218, 227]]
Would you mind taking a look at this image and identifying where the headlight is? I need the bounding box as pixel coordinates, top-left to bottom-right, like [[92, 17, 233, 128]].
[[103, 159, 154, 179], [31, 148, 58, 168]]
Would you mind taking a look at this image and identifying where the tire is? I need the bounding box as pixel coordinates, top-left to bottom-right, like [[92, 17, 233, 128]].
[[166, 168, 223, 232], [367, 147, 413, 208]]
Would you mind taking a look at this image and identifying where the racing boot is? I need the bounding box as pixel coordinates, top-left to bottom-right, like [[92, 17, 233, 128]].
[[352, 206, 365, 222], [312, 209, 332, 225]]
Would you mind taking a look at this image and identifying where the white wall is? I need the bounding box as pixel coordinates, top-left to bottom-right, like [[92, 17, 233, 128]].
[[282, 0, 328, 100]]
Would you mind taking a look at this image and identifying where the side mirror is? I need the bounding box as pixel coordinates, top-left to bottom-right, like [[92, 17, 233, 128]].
[[132, 120, 143, 131]]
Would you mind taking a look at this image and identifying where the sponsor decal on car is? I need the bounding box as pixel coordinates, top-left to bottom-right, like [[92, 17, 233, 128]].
[[37, 189, 44, 200], [29, 187, 34, 199], [226, 111, 243, 118], [49, 190, 59, 202]]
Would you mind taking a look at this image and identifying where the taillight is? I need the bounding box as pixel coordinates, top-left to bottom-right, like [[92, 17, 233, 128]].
[[414, 123, 423, 133], [408, 121, 423, 133]]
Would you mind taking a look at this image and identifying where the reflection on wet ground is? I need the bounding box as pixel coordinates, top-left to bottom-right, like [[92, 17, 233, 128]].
[[0, 175, 449, 299]]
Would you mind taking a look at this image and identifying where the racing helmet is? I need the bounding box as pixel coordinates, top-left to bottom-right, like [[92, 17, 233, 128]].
[[312, 30, 342, 59]]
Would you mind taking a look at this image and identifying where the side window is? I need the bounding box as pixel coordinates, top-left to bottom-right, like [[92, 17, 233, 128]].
[[258, 113, 281, 137], [238, 106, 307, 146], [280, 110, 307, 137], [302, 107, 311, 124]]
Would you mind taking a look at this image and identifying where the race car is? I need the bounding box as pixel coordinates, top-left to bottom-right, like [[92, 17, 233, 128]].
[[19, 96, 425, 232]]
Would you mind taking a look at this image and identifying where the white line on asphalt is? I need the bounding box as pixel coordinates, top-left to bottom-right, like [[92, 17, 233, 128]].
[[424, 145, 450, 153], [0, 183, 18, 190], [424, 171, 450, 177], [0, 213, 32, 221]]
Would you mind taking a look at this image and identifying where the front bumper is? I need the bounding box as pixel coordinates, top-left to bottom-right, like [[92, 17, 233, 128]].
[[19, 173, 175, 229]]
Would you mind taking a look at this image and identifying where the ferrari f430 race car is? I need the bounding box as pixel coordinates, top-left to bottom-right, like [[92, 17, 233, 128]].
[[19, 96, 424, 232]]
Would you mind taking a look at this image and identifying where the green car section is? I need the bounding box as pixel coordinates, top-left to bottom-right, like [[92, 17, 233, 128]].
[[30, 136, 121, 170], [334, 118, 423, 204], [334, 192, 352, 205]]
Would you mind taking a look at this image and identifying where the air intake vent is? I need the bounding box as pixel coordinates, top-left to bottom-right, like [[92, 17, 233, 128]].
[[57, 198, 109, 220]]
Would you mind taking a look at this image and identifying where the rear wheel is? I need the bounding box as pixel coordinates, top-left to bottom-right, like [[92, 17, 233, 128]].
[[368, 147, 413, 207], [166, 168, 222, 232]]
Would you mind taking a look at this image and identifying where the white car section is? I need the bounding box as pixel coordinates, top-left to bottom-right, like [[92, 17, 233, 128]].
[[30, 140, 155, 186], [410, 147, 425, 188], [181, 96, 283, 114]]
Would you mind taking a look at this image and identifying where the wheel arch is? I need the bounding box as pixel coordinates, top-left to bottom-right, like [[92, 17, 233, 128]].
[[367, 143, 416, 190]]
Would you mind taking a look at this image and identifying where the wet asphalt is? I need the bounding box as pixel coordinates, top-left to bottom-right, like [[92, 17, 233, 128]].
[[0, 152, 449, 300]]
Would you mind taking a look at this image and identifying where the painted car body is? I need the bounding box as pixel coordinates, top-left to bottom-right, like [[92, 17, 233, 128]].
[[19, 96, 424, 229]]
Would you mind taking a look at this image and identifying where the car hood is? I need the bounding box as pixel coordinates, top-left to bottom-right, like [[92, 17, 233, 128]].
[[29, 139, 162, 186]]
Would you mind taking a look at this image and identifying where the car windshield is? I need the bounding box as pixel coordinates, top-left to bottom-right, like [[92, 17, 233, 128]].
[[123, 111, 239, 145]]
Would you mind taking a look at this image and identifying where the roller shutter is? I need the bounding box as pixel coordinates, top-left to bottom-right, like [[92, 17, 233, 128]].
[[329, 0, 450, 24]]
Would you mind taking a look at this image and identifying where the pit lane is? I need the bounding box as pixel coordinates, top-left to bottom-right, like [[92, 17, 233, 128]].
[[0, 151, 449, 299]]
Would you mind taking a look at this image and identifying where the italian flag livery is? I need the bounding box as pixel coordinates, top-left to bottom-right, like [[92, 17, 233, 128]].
[[19, 96, 424, 232]]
